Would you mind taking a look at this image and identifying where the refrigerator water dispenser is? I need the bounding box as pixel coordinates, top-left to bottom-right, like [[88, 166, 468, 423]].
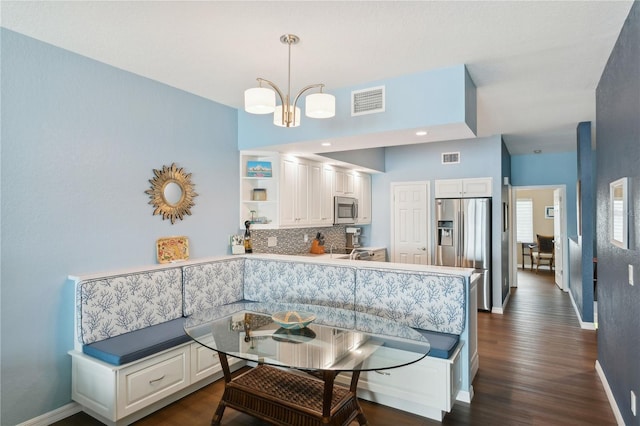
[[437, 221, 454, 246]]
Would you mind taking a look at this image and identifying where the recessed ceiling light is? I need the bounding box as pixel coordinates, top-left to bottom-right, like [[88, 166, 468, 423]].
[[534, 149, 542, 154], [416, 130, 428, 136], [321, 142, 331, 147]]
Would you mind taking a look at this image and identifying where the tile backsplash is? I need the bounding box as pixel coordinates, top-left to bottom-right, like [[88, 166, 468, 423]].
[[249, 225, 351, 255]]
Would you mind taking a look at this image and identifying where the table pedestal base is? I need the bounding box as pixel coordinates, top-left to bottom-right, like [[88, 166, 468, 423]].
[[212, 363, 367, 426]]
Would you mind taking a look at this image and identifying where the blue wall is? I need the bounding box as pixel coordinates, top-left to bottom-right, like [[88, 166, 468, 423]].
[[0, 29, 239, 424], [573, 121, 595, 322], [371, 135, 505, 308], [510, 152, 578, 238], [595, 2, 640, 424], [238, 65, 474, 150], [501, 141, 512, 302]]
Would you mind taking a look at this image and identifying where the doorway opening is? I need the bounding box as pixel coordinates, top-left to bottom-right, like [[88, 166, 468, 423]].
[[511, 185, 567, 292]]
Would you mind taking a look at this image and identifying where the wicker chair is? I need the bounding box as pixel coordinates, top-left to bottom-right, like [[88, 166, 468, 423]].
[[532, 234, 554, 273]]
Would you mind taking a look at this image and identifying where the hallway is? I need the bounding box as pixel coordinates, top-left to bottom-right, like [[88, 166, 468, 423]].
[[436, 269, 615, 425]]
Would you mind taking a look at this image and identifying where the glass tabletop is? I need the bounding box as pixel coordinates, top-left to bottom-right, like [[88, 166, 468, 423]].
[[184, 301, 430, 373]]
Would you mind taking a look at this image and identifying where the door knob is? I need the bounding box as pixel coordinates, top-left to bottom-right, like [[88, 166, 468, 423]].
[[419, 247, 427, 251]]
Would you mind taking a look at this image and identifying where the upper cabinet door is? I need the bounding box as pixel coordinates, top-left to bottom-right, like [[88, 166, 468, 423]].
[[279, 158, 299, 226], [335, 168, 355, 197], [462, 178, 492, 197], [435, 178, 492, 198], [307, 162, 323, 225], [320, 166, 335, 225], [355, 173, 372, 224], [434, 179, 464, 198]]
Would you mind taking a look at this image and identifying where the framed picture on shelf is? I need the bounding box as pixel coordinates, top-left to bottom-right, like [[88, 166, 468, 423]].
[[247, 161, 272, 177]]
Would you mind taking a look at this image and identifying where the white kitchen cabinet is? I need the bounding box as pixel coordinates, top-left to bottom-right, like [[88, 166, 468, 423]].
[[282, 159, 335, 228], [354, 172, 372, 224], [240, 152, 279, 229], [335, 168, 355, 196], [321, 166, 335, 225], [280, 158, 309, 226], [240, 151, 368, 229], [308, 164, 334, 226], [435, 177, 492, 198]]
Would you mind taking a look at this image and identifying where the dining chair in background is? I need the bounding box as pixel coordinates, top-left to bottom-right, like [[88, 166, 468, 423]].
[[532, 234, 554, 273]]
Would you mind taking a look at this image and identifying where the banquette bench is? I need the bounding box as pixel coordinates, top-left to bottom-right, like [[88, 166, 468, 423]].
[[69, 254, 478, 425]]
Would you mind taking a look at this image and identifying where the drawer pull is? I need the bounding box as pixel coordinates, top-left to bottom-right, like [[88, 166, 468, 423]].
[[374, 370, 390, 376], [149, 375, 166, 384]]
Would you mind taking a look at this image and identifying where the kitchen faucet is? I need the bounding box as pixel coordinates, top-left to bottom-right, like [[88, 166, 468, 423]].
[[349, 248, 357, 260]]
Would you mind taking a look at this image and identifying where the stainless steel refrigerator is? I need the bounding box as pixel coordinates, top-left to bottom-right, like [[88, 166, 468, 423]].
[[435, 198, 492, 311]]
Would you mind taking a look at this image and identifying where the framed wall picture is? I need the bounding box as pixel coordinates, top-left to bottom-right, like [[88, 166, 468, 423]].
[[610, 177, 628, 249], [544, 206, 554, 219]]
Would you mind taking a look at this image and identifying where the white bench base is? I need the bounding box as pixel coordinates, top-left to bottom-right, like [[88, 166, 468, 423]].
[[69, 341, 243, 426], [337, 343, 463, 421]]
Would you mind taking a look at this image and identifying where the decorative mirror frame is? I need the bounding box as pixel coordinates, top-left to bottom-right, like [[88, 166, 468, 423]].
[[609, 177, 628, 249], [145, 163, 198, 224]]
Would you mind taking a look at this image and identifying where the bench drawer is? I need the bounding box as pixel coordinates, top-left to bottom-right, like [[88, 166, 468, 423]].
[[117, 346, 189, 417], [191, 342, 221, 382]]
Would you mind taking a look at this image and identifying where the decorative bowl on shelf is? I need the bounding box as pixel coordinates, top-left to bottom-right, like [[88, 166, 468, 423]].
[[271, 311, 316, 330]]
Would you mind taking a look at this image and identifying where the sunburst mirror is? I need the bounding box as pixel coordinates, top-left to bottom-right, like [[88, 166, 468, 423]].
[[145, 163, 198, 224]]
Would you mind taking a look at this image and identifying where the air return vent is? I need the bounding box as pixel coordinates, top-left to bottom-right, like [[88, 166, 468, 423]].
[[351, 86, 385, 116], [441, 152, 460, 164]]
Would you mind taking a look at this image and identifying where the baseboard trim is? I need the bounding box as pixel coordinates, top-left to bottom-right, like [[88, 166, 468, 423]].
[[456, 386, 474, 404], [595, 360, 624, 425], [568, 290, 596, 330], [16, 402, 81, 426]]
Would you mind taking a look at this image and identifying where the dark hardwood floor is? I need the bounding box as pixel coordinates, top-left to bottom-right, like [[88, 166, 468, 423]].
[[55, 270, 615, 425]]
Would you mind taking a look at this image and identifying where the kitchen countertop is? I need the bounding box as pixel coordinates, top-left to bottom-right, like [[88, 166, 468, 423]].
[[296, 246, 387, 261], [252, 253, 475, 276]]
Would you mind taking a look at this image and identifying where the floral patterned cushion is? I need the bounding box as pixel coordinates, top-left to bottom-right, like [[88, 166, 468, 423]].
[[354, 268, 465, 335], [77, 268, 183, 344], [243, 258, 356, 310], [182, 258, 245, 316]]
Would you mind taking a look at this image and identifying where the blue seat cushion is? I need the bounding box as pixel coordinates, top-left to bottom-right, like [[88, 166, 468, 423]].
[[82, 318, 191, 366], [414, 329, 460, 359], [381, 329, 459, 359]]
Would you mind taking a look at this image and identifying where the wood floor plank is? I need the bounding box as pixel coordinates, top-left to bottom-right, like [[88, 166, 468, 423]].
[[53, 270, 616, 425]]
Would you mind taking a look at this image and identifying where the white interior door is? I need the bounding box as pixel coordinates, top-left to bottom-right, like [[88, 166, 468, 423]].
[[553, 188, 565, 290], [392, 183, 429, 264]]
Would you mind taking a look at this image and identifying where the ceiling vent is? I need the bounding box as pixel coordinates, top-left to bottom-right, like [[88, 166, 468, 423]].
[[441, 152, 460, 164], [351, 86, 385, 116]]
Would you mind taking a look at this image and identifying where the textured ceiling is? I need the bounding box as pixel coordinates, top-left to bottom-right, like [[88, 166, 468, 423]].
[[1, 1, 634, 155]]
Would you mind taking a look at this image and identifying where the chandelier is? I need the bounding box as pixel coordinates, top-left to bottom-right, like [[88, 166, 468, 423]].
[[244, 34, 335, 128]]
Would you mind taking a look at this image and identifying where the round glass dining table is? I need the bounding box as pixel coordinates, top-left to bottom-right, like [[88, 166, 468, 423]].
[[184, 301, 430, 426]]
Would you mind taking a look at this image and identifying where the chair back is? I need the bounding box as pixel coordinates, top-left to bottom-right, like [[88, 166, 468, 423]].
[[536, 235, 554, 254]]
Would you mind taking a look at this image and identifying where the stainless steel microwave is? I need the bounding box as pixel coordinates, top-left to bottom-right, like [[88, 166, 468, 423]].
[[334, 196, 358, 224]]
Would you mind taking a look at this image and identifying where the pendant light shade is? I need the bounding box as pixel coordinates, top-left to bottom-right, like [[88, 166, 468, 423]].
[[273, 105, 301, 127], [245, 34, 335, 127], [244, 87, 276, 114], [305, 93, 336, 118]]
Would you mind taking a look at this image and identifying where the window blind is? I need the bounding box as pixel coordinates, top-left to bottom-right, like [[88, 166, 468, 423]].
[[516, 199, 534, 243]]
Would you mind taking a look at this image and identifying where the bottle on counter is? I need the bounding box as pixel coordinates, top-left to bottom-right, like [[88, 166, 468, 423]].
[[243, 220, 253, 253]]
